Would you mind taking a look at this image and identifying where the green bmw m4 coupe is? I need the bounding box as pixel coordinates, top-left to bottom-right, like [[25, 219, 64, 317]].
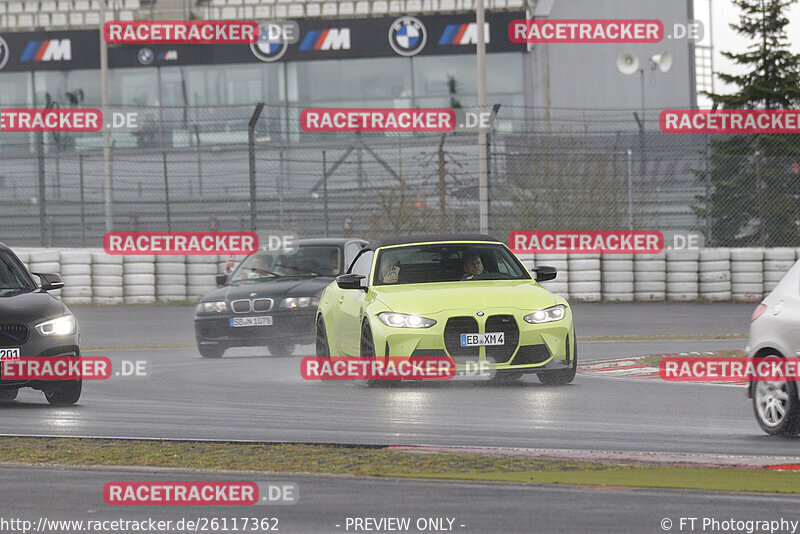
[[315, 234, 576, 384]]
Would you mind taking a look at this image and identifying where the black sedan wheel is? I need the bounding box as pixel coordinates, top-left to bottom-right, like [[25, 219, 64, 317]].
[[267, 341, 296, 356], [198, 345, 225, 359], [0, 388, 19, 402], [44, 380, 82, 406]]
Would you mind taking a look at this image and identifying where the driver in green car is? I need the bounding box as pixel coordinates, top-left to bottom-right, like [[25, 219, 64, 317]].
[[462, 251, 484, 280]]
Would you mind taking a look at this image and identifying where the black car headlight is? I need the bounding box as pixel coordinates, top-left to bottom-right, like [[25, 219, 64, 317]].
[[279, 297, 320, 309], [35, 315, 77, 336], [196, 301, 227, 314], [378, 312, 436, 328], [523, 305, 566, 324]]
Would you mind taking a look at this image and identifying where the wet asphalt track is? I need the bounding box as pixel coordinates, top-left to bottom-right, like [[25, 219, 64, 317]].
[[1, 302, 785, 456], [4, 465, 800, 534], [5, 302, 798, 534]]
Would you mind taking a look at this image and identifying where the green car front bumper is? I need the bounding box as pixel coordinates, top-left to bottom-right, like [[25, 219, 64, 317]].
[[369, 306, 574, 374]]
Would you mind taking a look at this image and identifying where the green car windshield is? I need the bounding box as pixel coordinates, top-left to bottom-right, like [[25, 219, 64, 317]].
[[375, 243, 530, 285], [231, 246, 342, 282]]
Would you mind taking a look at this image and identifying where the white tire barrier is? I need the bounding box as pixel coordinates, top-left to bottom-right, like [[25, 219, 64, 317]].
[[187, 257, 218, 300], [634, 251, 666, 301], [123, 255, 155, 304], [93, 286, 123, 298], [731, 248, 764, 302], [699, 249, 731, 302], [14, 247, 800, 304], [666, 249, 698, 302], [92, 252, 123, 304], [731, 272, 762, 284], [763, 249, 796, 294], [59, 250, 93, 304], [156, 257, 187, 302], [602, 254, 633, 302], [569, 254, 600, 302], [699, 271, 730, 282]]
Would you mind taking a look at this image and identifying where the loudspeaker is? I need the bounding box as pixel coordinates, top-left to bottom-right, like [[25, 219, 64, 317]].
[[650, 51, 673, 73], [616, 52, 639, 75]]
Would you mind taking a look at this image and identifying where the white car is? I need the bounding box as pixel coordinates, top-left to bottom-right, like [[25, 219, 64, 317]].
[[747, 259, 800, 435]]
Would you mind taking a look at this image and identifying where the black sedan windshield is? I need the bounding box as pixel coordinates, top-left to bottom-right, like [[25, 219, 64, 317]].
[[231, 246, 342, 282]]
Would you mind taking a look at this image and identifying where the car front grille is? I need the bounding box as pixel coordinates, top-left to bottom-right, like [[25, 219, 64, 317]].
[[0, 324, 28, 346], [231, 299, 251, 313], [253, 298, 273, 312], [484, 315, 519, 364], [443, 317, 479, 358], [512, 344, 551, 366]]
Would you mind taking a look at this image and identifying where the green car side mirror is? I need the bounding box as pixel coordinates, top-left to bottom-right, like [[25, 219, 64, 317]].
[[531, 266, 557, 282], [336, 273, 366, 290]]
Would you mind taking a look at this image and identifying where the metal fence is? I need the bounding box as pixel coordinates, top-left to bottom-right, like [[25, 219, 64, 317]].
[[1, 103, 798, 248]]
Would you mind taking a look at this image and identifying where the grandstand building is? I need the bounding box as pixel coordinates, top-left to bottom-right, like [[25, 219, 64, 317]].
[[0, 0, 697, 130]]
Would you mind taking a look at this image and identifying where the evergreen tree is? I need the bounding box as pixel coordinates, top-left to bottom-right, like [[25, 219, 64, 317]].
[[703, 0, 800, 246]]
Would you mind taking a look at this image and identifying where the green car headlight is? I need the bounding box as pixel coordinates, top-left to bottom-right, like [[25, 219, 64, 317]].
[[378, 312, 436, 328], [35, 314, 76, 336], [524, 305, 566, 324], [196, 301, 227, 314], [280, 297, 320, 309]]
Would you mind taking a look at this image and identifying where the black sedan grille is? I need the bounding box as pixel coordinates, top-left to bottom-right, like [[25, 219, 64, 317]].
[[0, 324, 28, 346], [444, 317, 479, 358], [484, 315, 519, 364], [512, 345, 551, 366]]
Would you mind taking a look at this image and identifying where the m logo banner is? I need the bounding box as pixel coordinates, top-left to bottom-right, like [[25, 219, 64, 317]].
[[300, 28, 351, 51], [439, 22, 490, 45], [21, 39, 71, 62]]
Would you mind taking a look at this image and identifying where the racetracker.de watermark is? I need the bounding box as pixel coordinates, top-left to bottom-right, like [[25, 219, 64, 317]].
[[509, 230, 664, 254], [660, 110, 800, 133], [509, 19, 663, 43], [301, 357, 456, 381], [0, 357, 111, 380], [104, 481, 297, 505], [103, 21, 258, 44], [0, 108, 102, 132], [103, 232, 260, 255], [300, 108, 456, 133], [660, 358, 800, 381]]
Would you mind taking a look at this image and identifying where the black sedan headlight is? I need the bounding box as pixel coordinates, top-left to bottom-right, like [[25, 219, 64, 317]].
[[196, 301, 228, 314], [35, 314, 77, 336], [279, 297, 320, 309]]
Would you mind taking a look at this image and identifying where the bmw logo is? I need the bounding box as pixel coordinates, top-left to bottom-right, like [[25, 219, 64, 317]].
[[389, 16, 427, 57], [251, 23, 289, 63], [476, 311, 484, 317], [0, 36, 9, 71], [137, 48, 154, 65]]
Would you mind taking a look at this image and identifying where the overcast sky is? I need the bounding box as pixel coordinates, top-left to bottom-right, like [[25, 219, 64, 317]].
[[694, 0, 800, 106]]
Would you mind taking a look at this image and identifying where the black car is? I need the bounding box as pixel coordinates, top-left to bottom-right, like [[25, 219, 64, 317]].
[[194, 238, 367, 358], [0, 243, 82, 405]]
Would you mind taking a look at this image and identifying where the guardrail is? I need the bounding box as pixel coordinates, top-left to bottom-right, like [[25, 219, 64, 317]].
[[12, 247, 797, 304]]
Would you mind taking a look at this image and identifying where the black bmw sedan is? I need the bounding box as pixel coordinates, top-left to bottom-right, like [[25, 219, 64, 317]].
[[194, 238, 366, 358], [0, 242, 82, 405]]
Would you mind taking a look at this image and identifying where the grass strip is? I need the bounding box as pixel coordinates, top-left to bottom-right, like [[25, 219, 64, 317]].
[[0, 437, 798, 494]]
